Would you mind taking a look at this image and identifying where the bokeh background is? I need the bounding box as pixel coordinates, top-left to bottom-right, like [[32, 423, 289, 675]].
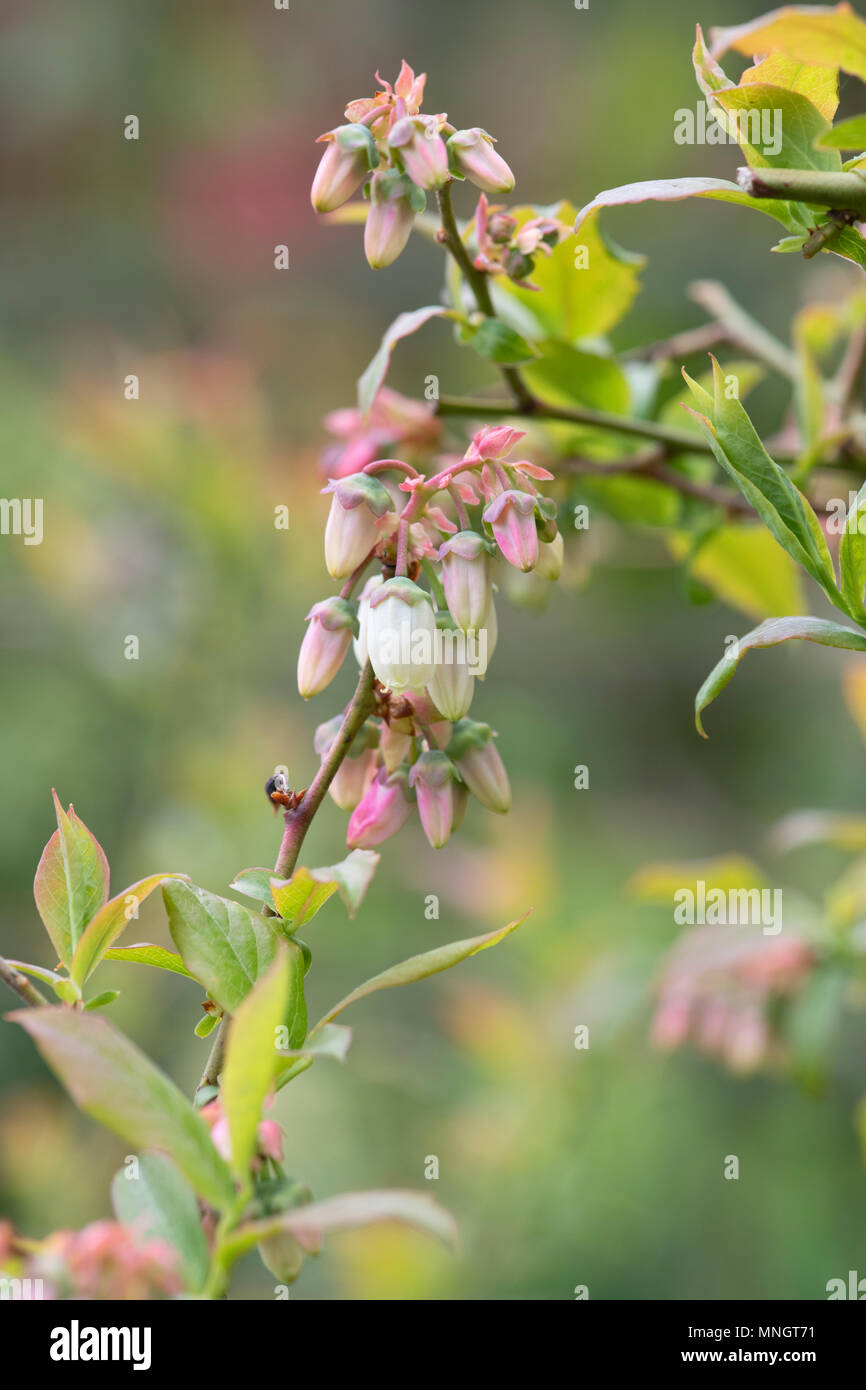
[[2, 0, 866, 1299]]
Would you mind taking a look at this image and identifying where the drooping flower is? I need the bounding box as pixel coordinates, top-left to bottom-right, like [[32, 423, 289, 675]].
[[389, 115, 449, 190], [408, 750, 463, 848], [364, 170, 418, 269], [483, 489, 539, 571], [353, 573, 385, 665], [297, 597, 358, 699], [430, 636, 478, 722], [446, 718, 511, 814], [318, 718, 380, 811], [367, 576, 437, 692], [438, 531, 494, 631], [448, 128, 515, 194], [311, 124, 378, 213], [323, 473, 394, 579], [33, 1222, 181, 1300], [535, 530, 564, 580], [347, 765, 413, 847]]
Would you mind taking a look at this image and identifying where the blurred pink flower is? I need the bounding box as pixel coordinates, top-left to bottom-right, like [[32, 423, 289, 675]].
[[321, 388, 440, 479]]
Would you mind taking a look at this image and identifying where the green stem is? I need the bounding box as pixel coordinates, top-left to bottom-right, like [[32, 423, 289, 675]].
[[436, 179, 534, 411], [738, 166, 866, 216]]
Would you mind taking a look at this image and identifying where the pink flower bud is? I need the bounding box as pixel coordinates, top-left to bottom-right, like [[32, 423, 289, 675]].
[[347, 766, 412, 848], [311, 124, 377, 213], [464, 424, 525, 465], [380, 719, 413, 773], [367, 576, 437, 692], [438, 530, 493, 631], [409, 750, 462, 849], [483, 489, 539, 571], [297, 597, 357, 699], [323, 473, 393, 580], [448, 128, 515, 194], [329, 748, 378, 811], [389, 115, 449, 190], [364, 170, 417, 269], [446, 718, 511, 814]]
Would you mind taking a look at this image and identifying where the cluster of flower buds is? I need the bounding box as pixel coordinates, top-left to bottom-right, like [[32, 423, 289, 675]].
[[200, 1095, 284, 1169], [473, 193, 572, 289], [311, 61, 515, 268], [650, 926, 816, 1074], [297, 425, 562, 850], [23, 1220, 182, 1300]]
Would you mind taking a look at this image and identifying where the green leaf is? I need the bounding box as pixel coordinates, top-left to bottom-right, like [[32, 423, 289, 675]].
[[466, 318, 537, 365], [695, 615, 866, 736], [33, 791, 110, 968], [711, 6, 866, 86], [194, 1012, 220, 1038], [357, 306, 446, 419], [9, 1007, 235, 1210], [270, 849, 380, 926], [741, 52, 839, 123], [496, 203, 644, 342], [84, 990, 120, 1010], [839, 479, 866, 623], [309, 913, 531, 1036], [816, 114, 866, 148], [682, 358, 841, 609], [225, 1189, 458, 1263], [162, 880, 282, 1013], [228, 868, 275, 906], [103, 942, 198, 979], [111, 1152, 210, 1293], [715, 85, 840, 174], [787, 966, 846, 1092], [71, 873, 187, 987], [521, 343, 630, 414], [222, 946, 289, 1183], [278, 1023, 353, 1063]]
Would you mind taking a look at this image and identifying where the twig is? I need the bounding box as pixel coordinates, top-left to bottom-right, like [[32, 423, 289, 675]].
[[737, 166, 866, 217], [273, 661, 378, 881], [688, 281, 799, 383], [561, 449, 754, 515], [436, 392, 718, 455], [0, 955, 47, 1007], [620, 321, 726, 363]]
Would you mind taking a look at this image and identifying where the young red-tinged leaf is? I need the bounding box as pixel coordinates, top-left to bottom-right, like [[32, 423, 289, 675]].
[[357, 306, 446, 419], [8, 1007, 235, 1210], [162, 881, 283, 1013], [696, 616, 866, 736], [225, 1189, 458, 1263], [309, 912, 531, 1037], [221, 946, 290, 1183], [575, 179, 794, 238], [111, 1152, 210, 1293], [33, 792, 110, 968], [70, 874, 188, 987]]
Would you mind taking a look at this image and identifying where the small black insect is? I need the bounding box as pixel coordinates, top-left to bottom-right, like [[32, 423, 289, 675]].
[[265, 770, 305, 813]]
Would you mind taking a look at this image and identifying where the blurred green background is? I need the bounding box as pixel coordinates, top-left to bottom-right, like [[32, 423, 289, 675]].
[[2, 0, 866, 1299]]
